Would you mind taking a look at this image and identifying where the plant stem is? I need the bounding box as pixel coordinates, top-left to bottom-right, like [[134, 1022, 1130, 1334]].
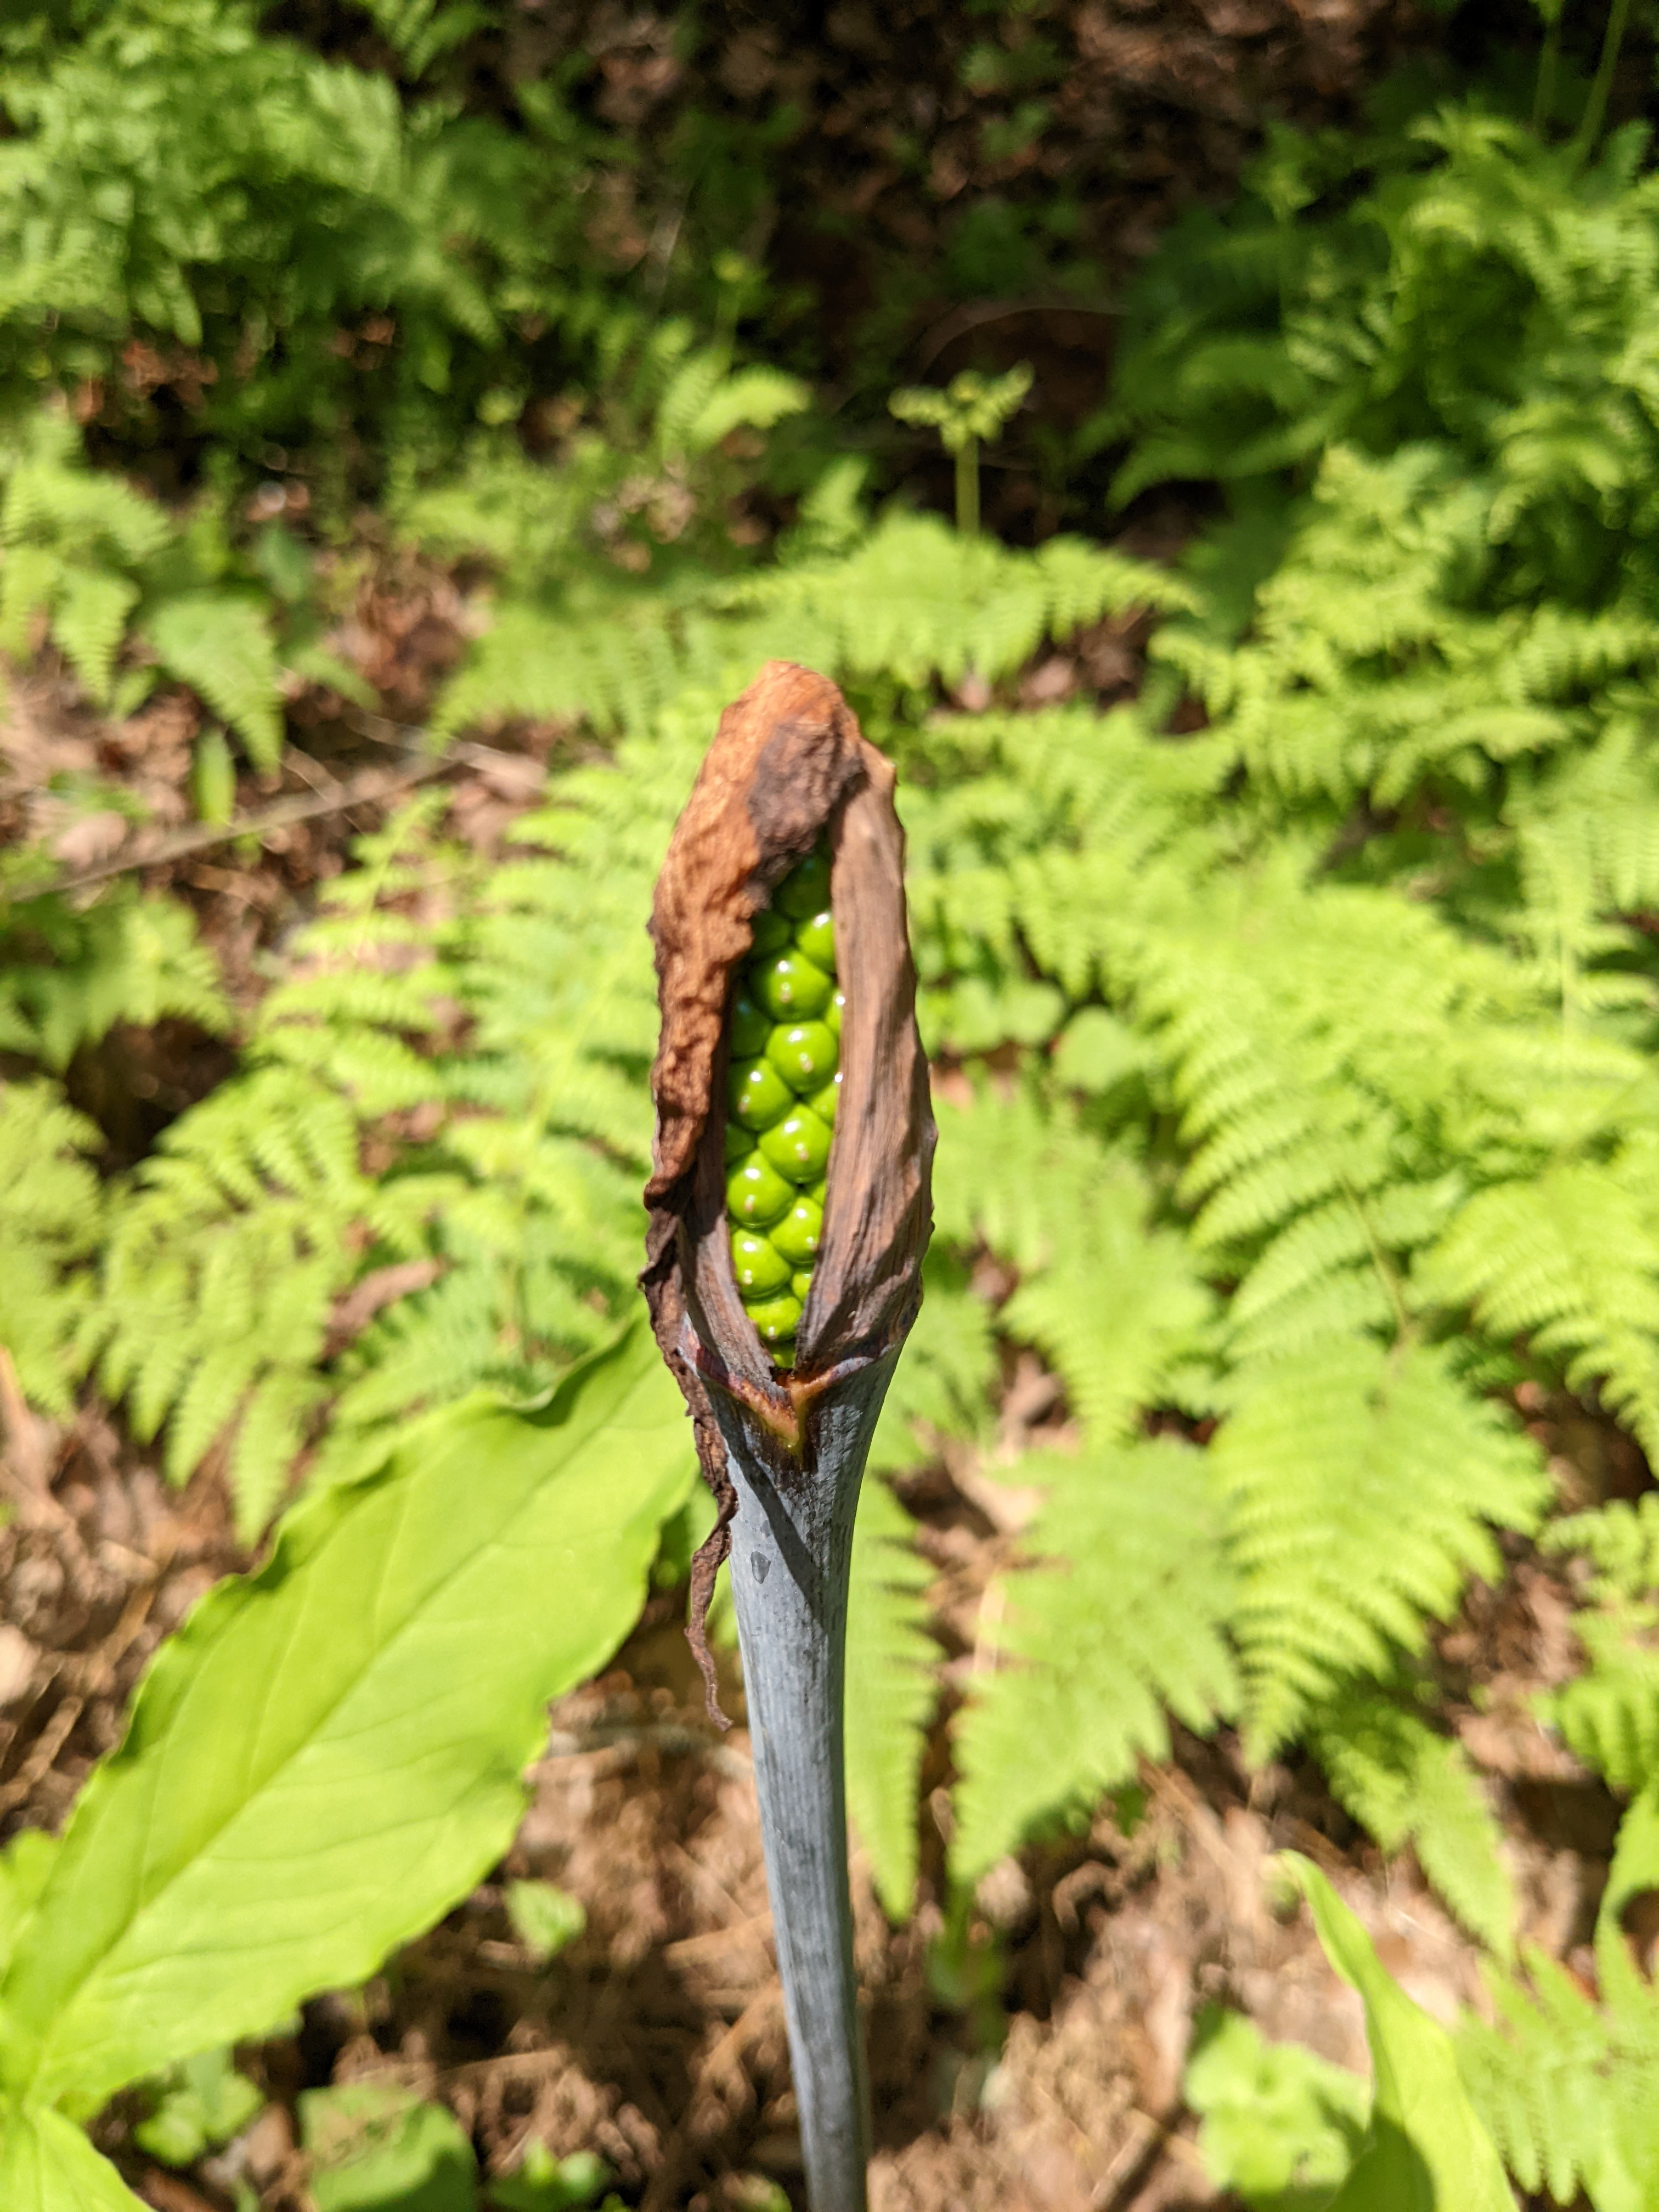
[[714, 1349, 899, 2212], [955, 438, 979, 537], [1573, 0, 1632, 159], [1532, 7, 1561, 133]]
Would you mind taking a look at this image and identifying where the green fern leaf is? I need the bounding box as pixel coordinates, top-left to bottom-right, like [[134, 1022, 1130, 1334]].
[[1310, 1683, 1516, 1956], [950, 1437, 1238, 1883], [845, 1479, 937, 1921], [0, 1082, 104, 1416], [147, 594, 283, 768], [52, 567, 138, 703], [1214, 1341, 1548, 1760], [1422, 1162, 1659, 1462]]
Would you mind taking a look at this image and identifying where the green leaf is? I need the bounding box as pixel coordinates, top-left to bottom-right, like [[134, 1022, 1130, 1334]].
[[504, 1881, 585, 1965], [1184, 2006, 1369, 2208], [485, 2141, 614, 2210], [950, 1437, 1238, 1884], [1284, 1856, 1514, 2211], [0, 2101, 146, 2211], [301, 2083, 476, 2212], [0, 1324, 693, 2115], [133, 2047, 262, 2166], [1311, 1686, 1516, 1957], [148, 594, 283, 768], [684, 366, 810, 453], [52, 567, 138, 703], [844, 1477, 936, 1920], [1216, 1344, 1547, 1759]]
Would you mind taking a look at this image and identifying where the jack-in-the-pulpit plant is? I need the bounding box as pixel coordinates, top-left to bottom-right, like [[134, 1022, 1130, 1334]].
[[642, 661, 934, 2212]]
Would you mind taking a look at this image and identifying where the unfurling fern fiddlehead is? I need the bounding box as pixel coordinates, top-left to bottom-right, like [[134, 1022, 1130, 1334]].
[[642, 662, 935, 2212]]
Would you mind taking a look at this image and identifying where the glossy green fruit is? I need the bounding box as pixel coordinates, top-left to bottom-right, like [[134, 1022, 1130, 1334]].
[[765, 1019, 838, 1093], [758, 1104, 833, 1184], [724, 843, 840, 1364], [770, 1194, 824, 1267], [726, 1152, 793, 1228], [750, 909, 793, 957], [776, 849, 831, 918], [795, 910, 835, 969], [745, 1288, 804, 1344], [730, 986, 770, 1057], [752, 952, 834, 1022], [730, 1229, 793, 1299], [806, 1071, 842, 1124], [729, 1056, 793, 1131]]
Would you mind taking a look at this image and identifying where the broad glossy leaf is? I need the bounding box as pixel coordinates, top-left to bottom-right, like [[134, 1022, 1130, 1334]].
[[1286, 1856, 1514, 2211], [0, 1325, 692, 2113], [0, 2101, 145, 2210]]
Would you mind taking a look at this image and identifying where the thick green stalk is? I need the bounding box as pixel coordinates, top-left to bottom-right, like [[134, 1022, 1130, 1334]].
[[712, 1351, 898, 2212]]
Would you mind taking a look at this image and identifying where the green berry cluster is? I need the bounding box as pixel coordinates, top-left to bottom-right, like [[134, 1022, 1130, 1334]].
[[724, 846, 843, 1368]]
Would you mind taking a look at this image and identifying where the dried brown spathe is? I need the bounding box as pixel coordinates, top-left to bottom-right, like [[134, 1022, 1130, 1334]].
[[640, 662, 935, 1712]]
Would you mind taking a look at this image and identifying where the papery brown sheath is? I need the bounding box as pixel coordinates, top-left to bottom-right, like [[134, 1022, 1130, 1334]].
[[641, 661, 934, 2212]]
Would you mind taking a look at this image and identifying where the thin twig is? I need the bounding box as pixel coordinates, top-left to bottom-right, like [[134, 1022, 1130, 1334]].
[[43, 754, 453, 897]]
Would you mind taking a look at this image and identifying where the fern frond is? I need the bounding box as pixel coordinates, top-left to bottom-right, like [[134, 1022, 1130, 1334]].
[[845, 1479, 938, 1921], [1214, 1340, 1548, 1760], [1541, 1603, 1659, 1794], [1310, 1681, 1516, 1955], [0, 890, 228, 1073], [950, 1437, 1238, 1883], [934, 1090, 1215, 1436], [52, 565, 138, 702], [1421, 1160, 1659, 1461], [0, 1080, 104, 1415], [147, 594, 283, 768], [1543, 1494, 1659, 1602], [1457, 1928, 1659, 2207]]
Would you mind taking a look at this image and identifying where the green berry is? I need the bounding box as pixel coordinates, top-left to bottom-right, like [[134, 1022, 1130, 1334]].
[[765, 1019, 838, 1094], [730, 986, 770, 1058], [794, 910, 835, 969], [758, 1104, 833, 1184], [776, 850, 832, 919], [805, 1174, 828, 1210], [726, 1150, 793, 1228], [750, 909, 793, 957], [745, 1289, 804, 1345], [752, 952, 833, 1021], [770, 1193, 825, 1267], [723, 843, 840, 1367], [729, 1056, 793, 1131], [806, 1071, 842, 1124], [730, 1228, 793, 1299]]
